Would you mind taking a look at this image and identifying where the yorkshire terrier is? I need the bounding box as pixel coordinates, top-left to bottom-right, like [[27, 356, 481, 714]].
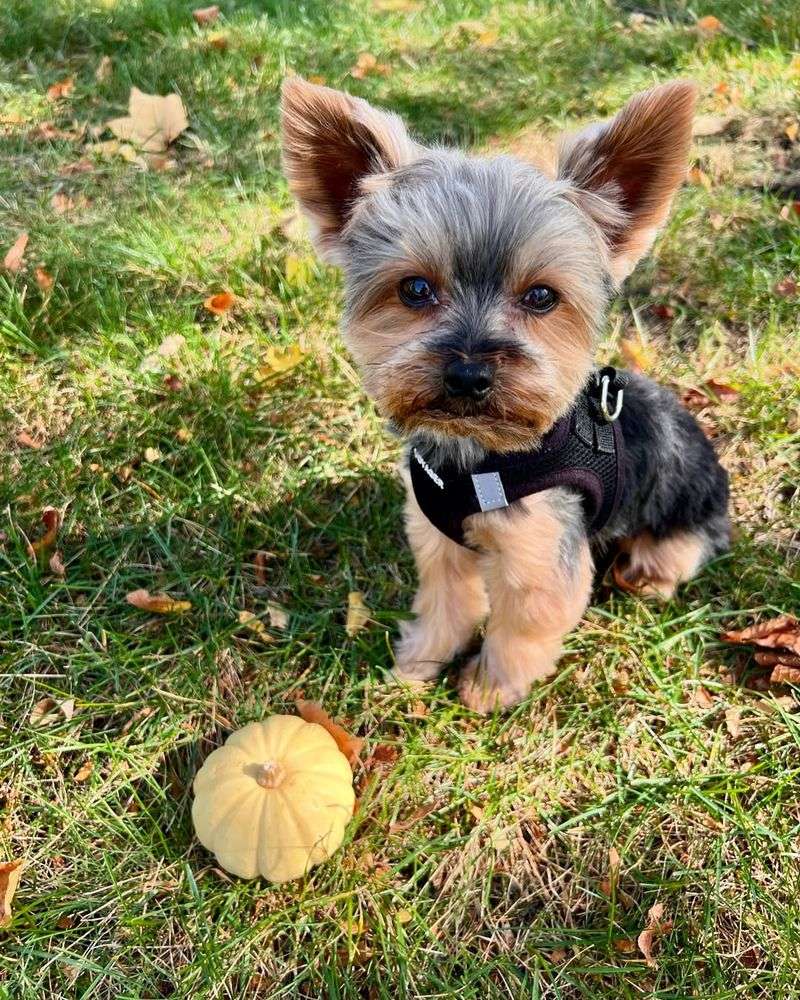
[[281, 77, 729, 712]]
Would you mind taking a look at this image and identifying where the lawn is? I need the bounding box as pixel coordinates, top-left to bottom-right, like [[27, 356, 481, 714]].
[[1, 0, 799, 996]]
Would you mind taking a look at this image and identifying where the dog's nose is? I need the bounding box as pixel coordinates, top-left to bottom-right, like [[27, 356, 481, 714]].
[[443, 359, 495, 401]]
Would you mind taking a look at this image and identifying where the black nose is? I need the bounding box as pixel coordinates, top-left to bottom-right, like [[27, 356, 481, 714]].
[[443, 359, 495, 400]]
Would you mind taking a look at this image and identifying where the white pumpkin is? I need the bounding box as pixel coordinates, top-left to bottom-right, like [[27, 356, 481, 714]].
[[192, 715, 355, 882]]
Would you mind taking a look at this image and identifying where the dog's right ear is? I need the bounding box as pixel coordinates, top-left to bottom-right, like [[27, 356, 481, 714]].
[[281, 77, 417, 261]]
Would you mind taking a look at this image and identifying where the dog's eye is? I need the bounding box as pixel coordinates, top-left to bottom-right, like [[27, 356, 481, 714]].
[[521, 285, 559, 314], [398, 276, 437, 308]]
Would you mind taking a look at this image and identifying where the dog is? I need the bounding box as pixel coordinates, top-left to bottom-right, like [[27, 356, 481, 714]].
[[280, 76, 730, 712]]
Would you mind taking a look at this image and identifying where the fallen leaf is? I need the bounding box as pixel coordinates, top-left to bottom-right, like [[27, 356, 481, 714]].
[[46, 77, 75, 101], [60, 158, 94, 175], [207, 32, 228, 51], [774, 277, 797, 298], [349, 52, 390, 78], [267, 602, 288, 630], [49, 550, 66, 576], [637, 902, 672, 967], [203, 290, 235, 314], [771, 664, 800, 685], [60, 698, 75, 721], [106, 87, 188, 153], [51, 191, 75, 215], [35, 267, 54, 291], [704, 378, 739, 402], [709, 212, 725, 230], [73, 759, 93, 782], [614, 937, 638, 954], [192, 4, 220, 25], [3, 232, 29, 273], [785, 122, 799, 143], [253, 550, 270, 585], [619, 336, 655, 373], [696, 14, 724, 36], [157, 333, 185, 357], [16, 430, 42, 449], [388, 801, 438, 834], [296, 700, 364, 768], [143, 447, 162, 462], [0, 860, 24, 927], [257, 343, 308, 379], [95, 55, 112, 83], [284, 252, 314, 285], [692, 114, 735, 137], [346, 590, 371, 636], [724, 706, 742, 737], [611, 668, 630, 694], [687, 165, 712, 190], [688, 685, 715, 710], [27, 507, 61, 559], [237, 610, 273, 642], [754, 650, 800, 668], [396, 909, 412, 924], [722, 615, 800, 657], [175, 427, 192, 443], [126, 589, 192, 614], [30, 697, 58, 726]]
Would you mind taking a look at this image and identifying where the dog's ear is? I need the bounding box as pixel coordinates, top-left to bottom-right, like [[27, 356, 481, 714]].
[[281, 77, 417, 261], [558, 81, 697, 281]]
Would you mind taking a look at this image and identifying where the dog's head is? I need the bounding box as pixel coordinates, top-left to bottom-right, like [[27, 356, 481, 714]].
[[281, 78, 695, 451]]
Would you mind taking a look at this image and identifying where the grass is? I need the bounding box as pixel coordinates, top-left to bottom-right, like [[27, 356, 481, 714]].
[[1, 0, 799, 996]]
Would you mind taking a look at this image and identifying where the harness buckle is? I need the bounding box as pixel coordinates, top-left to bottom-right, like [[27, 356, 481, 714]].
[[597, 373, 624, 422]]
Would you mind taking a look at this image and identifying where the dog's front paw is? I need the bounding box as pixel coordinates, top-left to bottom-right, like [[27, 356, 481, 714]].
[[393, 621, 450, 682], [457, 655, 528, 714]]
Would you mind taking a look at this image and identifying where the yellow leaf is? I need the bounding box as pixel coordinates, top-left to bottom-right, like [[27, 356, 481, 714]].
[[0, 860, 24, 928], [619, 335, 656, 373], [46, 77, 74, 101], [284, 252, 314, 285], [3, 232, 29, 273], [237, 610, 273, 642], [396, 909, 412, 924], [258, 343, 308, 379], [126, 589, 192, 614], [176, 427, 193, 443], [73, 759, 94, 782], [106, 87, 188, 153], [346, 590, 371, 636], [785, 121, 799, 143]]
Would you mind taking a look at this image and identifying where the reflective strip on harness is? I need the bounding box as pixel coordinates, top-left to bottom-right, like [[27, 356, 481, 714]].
[[471, 472, 509, 512]]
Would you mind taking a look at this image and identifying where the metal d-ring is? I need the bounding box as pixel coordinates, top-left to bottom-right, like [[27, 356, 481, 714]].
[[599, 374, 624, 422]]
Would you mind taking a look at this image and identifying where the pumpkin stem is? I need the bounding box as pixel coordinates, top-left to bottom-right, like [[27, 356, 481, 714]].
[[256, 760, 285, 788]]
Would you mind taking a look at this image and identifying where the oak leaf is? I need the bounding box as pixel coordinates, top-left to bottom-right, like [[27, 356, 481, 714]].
[[0, 860, 24, 927], [722, 615, 800, 657]]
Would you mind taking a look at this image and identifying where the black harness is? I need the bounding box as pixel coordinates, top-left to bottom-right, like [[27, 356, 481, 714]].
[[408, 367, 628, 547]]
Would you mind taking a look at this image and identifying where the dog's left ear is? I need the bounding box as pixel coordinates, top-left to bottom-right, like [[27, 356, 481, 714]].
[[281, 77, 417, 262], [558, 81, 697, 281]]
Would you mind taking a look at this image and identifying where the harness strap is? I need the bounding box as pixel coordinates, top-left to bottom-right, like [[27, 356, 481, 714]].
[[409, 367, 628, 547]]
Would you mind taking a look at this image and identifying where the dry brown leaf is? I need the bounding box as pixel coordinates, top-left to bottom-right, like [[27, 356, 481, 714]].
[[613, 937, 638, 954], [73, 759, 93, 782], [253, 550, 270, 586], [30, 697, 58, 726], [637, 902, 672, 967], [0, 860, 24, 927], [51, 191, 75, 215], [34, 267, 54, 291], [696, 14, 724, 36], [349, 52, 391, 79], [126, 589, 192, 614], [60, 698, 75, 721], [724, 706, 742, 738], [47, 77, 75, 101], [722, 615, 800, 656], [785, 122, 799, 143], [687, 165, 712, 190], [203, 290, 235, 314], [388, 801, 438, 834], [774, 277, 797, 298], [16, 430, 42, 449], [754, 650, 800, 668], [771, 664, 800, 685], [193, 4, 220, 24], [95, 55, 113, 83], [346, 590, 371, 636], [27, 507, 61, 559], [143, 447, 161, 462], [106, 87, 188, 153], [688, 685, 715, 710], [49, 550, 66, 577], [704, 378, 739, 402], [3, 232, 29, 273], [267, 602, 288, 630], [296, 700, 364, 768], [175, 427, 192, 443]]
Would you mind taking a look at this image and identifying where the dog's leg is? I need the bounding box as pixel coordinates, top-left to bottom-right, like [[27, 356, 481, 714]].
[[458, 491, 592, 713], [614, 529, 709, 599], [394, 489, 488, 682]]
